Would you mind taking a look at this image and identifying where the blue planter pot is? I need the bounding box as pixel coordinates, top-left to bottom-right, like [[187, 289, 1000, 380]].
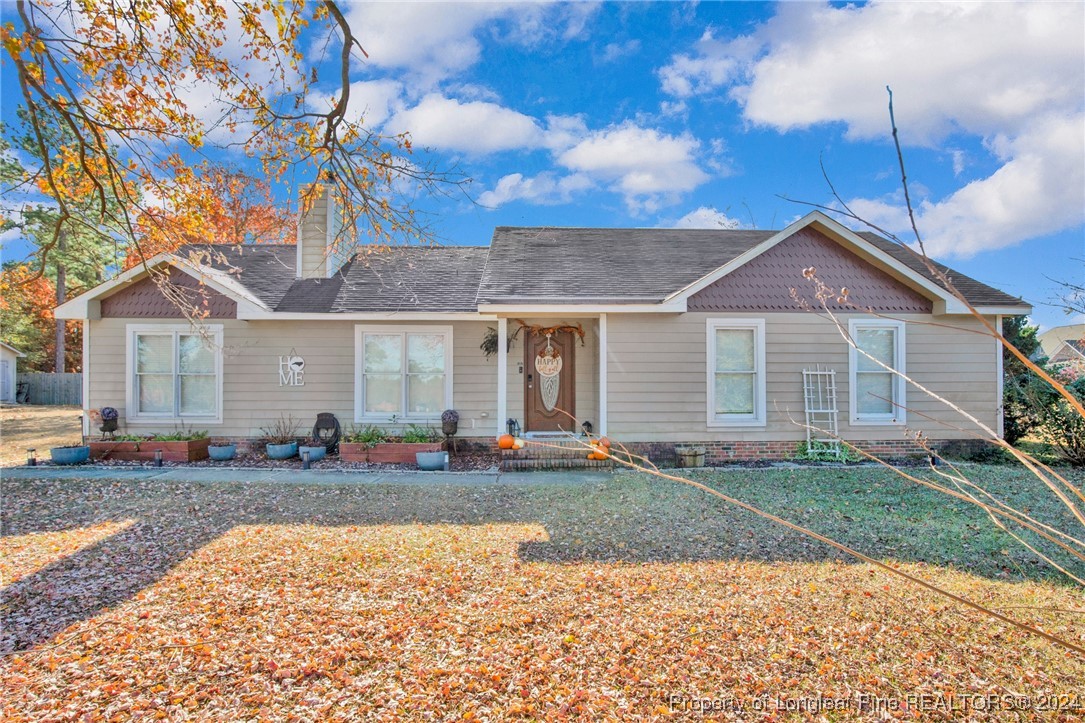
[[51, 446, 90, 465], [299, 445, 326, 462], [266, 441, 298, 460], [208, 444, 236, 461], [416, 451, 448, 471]]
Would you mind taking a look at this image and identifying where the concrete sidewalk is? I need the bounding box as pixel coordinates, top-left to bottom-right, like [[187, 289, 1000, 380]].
[[1, 465, 614, 486]]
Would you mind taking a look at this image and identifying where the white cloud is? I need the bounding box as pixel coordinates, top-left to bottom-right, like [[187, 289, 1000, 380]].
[[344, 3, 515, 87], [387, 94, 546, 154], [343, 80, 405, 128], [557, 123, 710, 212], [313, 79, 405, 129], [600, 39, 641, 64], [670, 206, 742, 229], [668, 205, 746, 227], [658, 1, 1085, 255], [344, 2, 592, 88], [662, 3, 1083, 142], [658, 29, 744, 98], [478, 172, 594, 207], [473, 120, 714, 212], [849, 113, 1085, 258]]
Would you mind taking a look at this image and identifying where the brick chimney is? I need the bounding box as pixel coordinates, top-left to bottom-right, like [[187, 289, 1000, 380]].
[[295, 184, 348, 279]]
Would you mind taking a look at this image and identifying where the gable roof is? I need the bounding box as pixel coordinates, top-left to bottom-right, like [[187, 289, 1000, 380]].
[[56, 211, 1029, 318], [479, 214, 1027, 312], [0, 341, 26, 357], [1051, 339, 1085, 363]]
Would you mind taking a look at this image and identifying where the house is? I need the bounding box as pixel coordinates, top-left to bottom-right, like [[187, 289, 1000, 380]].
[[1048, 339, 1085, 373], [1038, 323, 1085, 360], [55, 189, 1030, 463], [0, 341, 26, 403]]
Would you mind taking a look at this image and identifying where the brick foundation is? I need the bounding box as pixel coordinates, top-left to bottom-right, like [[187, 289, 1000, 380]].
[[625, 438, 943, 466], [203, 435, 962, 467]]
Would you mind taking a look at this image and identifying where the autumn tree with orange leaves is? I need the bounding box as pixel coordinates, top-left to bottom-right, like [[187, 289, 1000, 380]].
[[125, 164, 298, 269], [2, 0, 460, 289]]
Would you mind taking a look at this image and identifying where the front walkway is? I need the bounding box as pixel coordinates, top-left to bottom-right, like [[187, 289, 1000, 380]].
[[1, 465, 613, 486]]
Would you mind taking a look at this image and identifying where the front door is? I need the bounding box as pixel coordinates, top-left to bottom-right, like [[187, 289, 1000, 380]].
[[524, 330, 575, 433]]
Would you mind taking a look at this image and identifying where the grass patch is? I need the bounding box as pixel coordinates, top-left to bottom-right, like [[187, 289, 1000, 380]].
[[2, 469, 1083, 719]]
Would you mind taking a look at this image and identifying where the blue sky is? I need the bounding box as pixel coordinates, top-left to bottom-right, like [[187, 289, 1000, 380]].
[[3, 1, 1083, 331]]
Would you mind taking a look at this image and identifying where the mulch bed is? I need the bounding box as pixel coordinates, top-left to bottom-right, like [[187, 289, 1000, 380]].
[[29, 450, 501, 473]]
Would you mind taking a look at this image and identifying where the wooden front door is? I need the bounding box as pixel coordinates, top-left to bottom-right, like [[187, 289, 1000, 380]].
[[524, 330, 575, 433]]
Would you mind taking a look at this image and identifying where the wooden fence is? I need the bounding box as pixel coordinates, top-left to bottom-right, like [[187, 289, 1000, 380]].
[[17, 373, 83, 406]]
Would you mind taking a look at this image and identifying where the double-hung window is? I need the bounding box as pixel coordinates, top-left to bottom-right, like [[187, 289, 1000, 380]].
[[126, 324, 223, 422], [355, 326, 452, 421], [849, 319, 906, 424], [706, 319, 766, 426]]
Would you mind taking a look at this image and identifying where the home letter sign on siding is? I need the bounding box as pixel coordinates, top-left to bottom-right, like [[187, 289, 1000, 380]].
[[279, 354, 305, 387]]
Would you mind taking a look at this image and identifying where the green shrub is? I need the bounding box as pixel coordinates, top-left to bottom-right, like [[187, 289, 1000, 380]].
[[109, 431, 208, 442], [1029, 368, 1085, 465], [402, 424, 439, 444], [1001, 315, 1043, 445], [345, 424, 387, 447], [794, 440, 860, 463]]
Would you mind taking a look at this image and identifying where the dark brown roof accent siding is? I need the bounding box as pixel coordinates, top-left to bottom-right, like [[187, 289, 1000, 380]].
[[688, 228, 933, 313], [100, 266, 237, 318]]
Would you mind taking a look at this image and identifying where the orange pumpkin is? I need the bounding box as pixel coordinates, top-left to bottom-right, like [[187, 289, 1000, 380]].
[[498, 434, 516, 450], [598, 437, 611, 448], [593, 446, 609, 459]]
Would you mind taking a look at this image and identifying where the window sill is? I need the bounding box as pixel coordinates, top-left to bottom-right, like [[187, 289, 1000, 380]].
[[707, 420, 767, 429], [354, 414, 442, 424], [849, 419, 905, 426], [127, 416, 223, 425]]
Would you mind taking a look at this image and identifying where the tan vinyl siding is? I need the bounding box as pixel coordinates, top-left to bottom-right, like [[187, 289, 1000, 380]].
[[88, 318, 500, 438], [605, 312, 998, 443]]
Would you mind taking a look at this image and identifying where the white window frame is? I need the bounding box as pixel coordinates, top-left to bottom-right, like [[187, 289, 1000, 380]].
[[125, 324, 224, 424], [354, 325, 453, 423], [706, 318, 766, 427], [849, 318, 907, 425]]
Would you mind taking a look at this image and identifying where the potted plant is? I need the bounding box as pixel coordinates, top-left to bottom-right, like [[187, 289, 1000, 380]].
[[89, 430, 210, 461], [262, 415, 299, 460], [369, 424, 442, 464], [50, 444, 91, 465], [340, 424, 386, 462], [208, 441, 237, 461]]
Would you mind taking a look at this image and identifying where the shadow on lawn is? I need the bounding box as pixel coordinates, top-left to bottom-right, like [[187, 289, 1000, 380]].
[[2, 475, 1078, 652]]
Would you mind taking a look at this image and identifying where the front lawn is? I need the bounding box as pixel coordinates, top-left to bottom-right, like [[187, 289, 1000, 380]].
[[2, 468, 1083, 720]]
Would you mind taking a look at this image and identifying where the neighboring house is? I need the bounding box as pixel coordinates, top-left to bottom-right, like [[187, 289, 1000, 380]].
[[56, 190, 1030, 462], [1038, 323, 1085, 360], [1048, 339, 1085, 372], [0, 341, 26, 403]]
